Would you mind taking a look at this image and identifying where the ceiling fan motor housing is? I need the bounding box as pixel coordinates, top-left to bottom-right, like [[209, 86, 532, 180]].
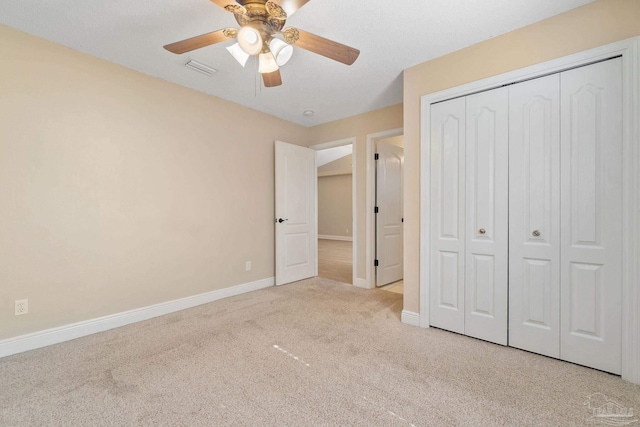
[[233, 1, 286, 40]]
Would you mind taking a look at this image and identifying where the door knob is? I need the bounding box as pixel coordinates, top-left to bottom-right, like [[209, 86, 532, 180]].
[[478, 228, 486, 235], [278, 218, 288, 223], [532, 230, 541, 237]]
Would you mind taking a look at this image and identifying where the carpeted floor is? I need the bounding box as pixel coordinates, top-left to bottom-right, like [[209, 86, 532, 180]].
[[1, 277, 638, 426]]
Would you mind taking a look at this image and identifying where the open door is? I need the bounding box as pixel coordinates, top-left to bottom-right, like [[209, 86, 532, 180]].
[[275, 141, 318, 286], [375, 141, 404, 287]]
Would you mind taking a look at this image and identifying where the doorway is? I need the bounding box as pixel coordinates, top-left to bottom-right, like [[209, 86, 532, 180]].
[[312, 138, 356, 285], [365, 128, 404, 293]]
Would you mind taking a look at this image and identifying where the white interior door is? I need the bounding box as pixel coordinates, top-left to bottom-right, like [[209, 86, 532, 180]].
[[560, 58, 623, 374], [508, 74, 561, 358], [275, 141, 318, 286], [376, 141, 404, 286], [429, 97, 466, 334], [464, 87, 509, 345]]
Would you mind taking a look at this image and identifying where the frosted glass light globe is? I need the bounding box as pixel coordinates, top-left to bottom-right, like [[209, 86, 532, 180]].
[[270, 38, 294, 66], [258, 52, 279, 74], [237, 26, 263, 56]]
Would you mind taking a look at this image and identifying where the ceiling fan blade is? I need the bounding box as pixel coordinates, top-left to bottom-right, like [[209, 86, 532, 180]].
[[262, 69, 282, 87], [164, 29, 236, 54], [288, 29, 359, 66]]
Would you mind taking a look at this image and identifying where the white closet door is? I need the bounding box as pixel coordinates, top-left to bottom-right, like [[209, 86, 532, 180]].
[[508, 74, 561, 357], [465, 87, 509, 345], [429, 97, 466, 334], [560, 58, 623, 374]]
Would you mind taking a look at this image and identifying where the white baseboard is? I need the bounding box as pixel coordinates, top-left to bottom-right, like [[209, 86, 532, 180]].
[[0, 277, 274, 359], [401, 310, 420, 327], [318, 235, 353, 242], [353, 278, 370, 289]]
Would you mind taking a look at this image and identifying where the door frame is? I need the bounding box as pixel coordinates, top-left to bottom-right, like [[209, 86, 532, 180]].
[[366, 128, 404, 289], [419, 37, 640, 384], [311, 137, 357, 286]]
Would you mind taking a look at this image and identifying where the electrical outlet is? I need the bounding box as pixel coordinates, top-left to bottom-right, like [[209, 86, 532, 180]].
[[245, 261, 251, 271], [15, 299, 28, 316]]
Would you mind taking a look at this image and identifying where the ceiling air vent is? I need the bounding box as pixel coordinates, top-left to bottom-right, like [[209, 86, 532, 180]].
[[185, 59, 217, 76]]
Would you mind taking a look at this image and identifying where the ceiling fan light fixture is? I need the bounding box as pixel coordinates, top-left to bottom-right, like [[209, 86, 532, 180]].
[[226, 43, 250, 67], [237, 26, 263, 56], [269, 38, 294, 66], [163, 0, 361, 88], [258, 52, 279, 74]]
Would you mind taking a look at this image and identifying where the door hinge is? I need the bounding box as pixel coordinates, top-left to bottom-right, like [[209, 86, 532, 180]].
[[374, 206, 379, 213], [402, 217, 404, 223], [374, 259, 379, 267], [374, 153, 379, 160]]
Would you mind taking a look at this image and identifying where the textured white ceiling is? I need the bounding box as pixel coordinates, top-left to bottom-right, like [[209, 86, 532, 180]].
[[0, 0, 595, 126]]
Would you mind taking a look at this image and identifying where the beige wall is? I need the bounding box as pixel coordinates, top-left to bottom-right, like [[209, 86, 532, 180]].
[[0, 25, 309, 340], [403, 0, 640, 313], [318, 154, 352, 176], [318, 174, 352, 238], [378, 136, 404, 148], [307, 104, 403, 280]]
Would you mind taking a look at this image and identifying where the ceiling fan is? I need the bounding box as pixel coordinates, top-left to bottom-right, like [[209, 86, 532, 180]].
[[163, 0, 360, 87]]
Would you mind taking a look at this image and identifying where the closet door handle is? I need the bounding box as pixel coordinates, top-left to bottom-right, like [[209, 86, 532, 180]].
[[532, 230, 541, 237], [478, 228, 486, 235]]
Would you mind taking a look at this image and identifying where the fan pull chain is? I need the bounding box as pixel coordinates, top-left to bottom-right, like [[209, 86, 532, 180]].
[[254, 55, 260, 97]]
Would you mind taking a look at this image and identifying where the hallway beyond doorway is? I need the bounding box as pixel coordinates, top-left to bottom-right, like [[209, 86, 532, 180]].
[[318, 239, 352, 284]]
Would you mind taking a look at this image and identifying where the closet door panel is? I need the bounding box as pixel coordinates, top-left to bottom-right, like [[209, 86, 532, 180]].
[[560, 58, 623, 374], [508, 74, 561, 357], [464, 87, 509, 345], [430, 97, 466, 334]]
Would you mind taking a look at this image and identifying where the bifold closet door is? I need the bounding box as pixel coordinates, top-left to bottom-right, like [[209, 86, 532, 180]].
[[508, 74, 561, 358], [429, 97, 466, 334], [464, 88, 509, 345], [560, 58, 623, 374]]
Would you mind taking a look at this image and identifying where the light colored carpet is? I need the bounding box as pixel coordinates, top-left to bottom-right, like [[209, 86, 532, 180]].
[[1, 277, 638, 426]]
